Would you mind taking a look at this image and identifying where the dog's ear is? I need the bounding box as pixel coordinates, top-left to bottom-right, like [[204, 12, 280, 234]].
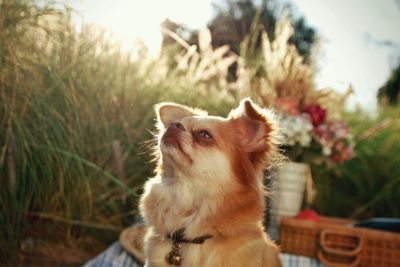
[[155, 102, 207, 129], [229, 98, 278, 154]]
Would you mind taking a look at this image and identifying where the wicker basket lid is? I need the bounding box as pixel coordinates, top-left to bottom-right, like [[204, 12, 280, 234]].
[[119, 225, 148, 264]]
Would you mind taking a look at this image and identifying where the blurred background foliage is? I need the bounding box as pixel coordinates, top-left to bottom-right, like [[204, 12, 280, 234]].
[[313, 107, 400, 218], [162, 0, 316, 61], [378, 63, 400, 105], [0, 0, 399, 265]]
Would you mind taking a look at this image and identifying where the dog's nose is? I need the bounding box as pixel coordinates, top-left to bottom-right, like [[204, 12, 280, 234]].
[[169, 122, 185, 131]]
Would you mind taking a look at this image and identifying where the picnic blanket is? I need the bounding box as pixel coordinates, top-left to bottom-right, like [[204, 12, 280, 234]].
[[83, 241, 324, 267]]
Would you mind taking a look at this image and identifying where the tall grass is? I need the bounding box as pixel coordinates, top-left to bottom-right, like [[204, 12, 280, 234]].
[[0, 1, 233, 264]]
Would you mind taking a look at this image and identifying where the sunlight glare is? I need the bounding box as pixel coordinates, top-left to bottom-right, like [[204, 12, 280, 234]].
[[70, 0, 213, 56]]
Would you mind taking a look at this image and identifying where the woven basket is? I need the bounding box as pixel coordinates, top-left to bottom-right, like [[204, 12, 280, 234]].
[[280, 217, 400, 267]]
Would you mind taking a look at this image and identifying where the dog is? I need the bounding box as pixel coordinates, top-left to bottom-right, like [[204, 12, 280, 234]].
[[140, 98, 283, 267]]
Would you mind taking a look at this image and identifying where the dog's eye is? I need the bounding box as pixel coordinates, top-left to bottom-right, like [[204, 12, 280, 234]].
[[198, 130, 212, 139]]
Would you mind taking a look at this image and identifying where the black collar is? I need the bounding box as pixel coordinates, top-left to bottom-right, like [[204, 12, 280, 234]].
[[166, 228, 212, 244]]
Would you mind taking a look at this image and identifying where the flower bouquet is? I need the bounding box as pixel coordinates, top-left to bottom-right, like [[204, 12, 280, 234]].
[[276, 97, 355, 165]]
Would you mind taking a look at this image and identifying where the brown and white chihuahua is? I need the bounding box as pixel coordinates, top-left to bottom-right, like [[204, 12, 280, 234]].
[[140, 98, 283, 267]]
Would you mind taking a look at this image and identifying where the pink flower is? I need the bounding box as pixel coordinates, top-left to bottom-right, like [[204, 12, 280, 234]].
[[303, 104, 327, 126], [275, 97, 300, 115], [330, 139, 354, 162], [313, 121, 355, 163], [314, 124, 334, 147], [332, 121, 349, 139]]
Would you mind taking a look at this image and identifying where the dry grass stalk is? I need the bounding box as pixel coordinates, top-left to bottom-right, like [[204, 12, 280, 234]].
[[234, 11, 350, 118]]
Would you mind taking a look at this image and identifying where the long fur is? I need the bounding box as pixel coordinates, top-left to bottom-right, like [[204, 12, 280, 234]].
[[140, 98, 283, 267]]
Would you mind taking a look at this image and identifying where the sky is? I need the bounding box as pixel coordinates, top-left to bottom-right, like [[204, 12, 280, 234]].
[[69, 0, 400, 110], [69, 0, 214, 53], [289, 0, 400, 110]]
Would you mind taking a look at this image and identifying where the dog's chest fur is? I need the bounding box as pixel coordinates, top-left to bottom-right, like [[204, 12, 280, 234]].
[[141, 176, 215, 238], [141, 177, 219, 267]]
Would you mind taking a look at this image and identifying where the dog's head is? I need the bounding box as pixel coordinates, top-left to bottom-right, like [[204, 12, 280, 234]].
[[154, 98, 281, 188]]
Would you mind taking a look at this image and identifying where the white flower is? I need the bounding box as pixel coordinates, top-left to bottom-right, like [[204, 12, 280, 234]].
[[299, 133, 312, 147], [280, 114, 313, 147], [322, 146, 332, 156]]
